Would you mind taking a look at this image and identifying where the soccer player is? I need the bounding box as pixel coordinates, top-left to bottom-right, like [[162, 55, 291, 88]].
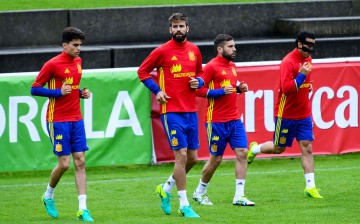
[[137, 12, 204, 218], [193, 34, 255, 206], [31, 27, 94, 222], [247, 31, 323, 199]]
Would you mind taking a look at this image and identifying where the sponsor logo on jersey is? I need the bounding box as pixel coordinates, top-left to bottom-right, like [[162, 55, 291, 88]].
[[170, 64, 182, 73], [220, 79, 231, 88], [63, 77, 73, 85]]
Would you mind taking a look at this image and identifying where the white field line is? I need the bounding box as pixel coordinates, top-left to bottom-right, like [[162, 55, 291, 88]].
[[0, 166, 358, 188]]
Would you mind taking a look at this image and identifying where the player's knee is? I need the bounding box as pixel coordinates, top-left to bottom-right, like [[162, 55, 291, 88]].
[[175, 152, 188, 165], [302, 146, 313, 156], [58, 160, 70, 170], [213, 156, 222, 165], [73, 156, 86, 169], [273, 146, 286, 154]]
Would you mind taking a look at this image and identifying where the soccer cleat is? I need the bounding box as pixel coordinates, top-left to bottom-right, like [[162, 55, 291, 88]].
[[42, 193, 58, 218], [193, 191, 213, 205], [77, 209, 94, 222], [247, 142, 258, 164], [178, 205, 200, 218], [233, 196, 255, 206], [304, 187, 323, 199], [156, 184, 171, 215]]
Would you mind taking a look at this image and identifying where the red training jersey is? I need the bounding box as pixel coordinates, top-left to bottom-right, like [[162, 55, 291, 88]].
[[275, 48, 312, 119], [137, 39, 204, 114], [197, 56, 240, 122], [32, 51, 83, 122]]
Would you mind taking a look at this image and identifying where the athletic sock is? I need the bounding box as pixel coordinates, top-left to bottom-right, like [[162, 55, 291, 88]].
[[195, 179, 208, 195], [178, 190, 189, 209], [44, 184, 55, 199], [305, 173, 315, 189], [252, 144, 262, 155], [234, 179, 245, 199], [163, 175, 176, 193], [78, 194, 87, 211]]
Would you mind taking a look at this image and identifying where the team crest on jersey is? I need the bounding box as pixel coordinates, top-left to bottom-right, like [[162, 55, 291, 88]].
[[55, 134, 63, 140], [170, 64, 182, 73], [279, 136, 286, 144], [211, 143, 218, 152], [171, 56, 178, 60], [171, 137, 179, 147], [55, 143, 62, 152], [171, 130, 177, 135], [188, 51, 195, 61], [232, 67, 237, 76], [212, 136, 219, 141], [64, 68, 70, 74], [63, 77, 73, 85], [221, 70, 227, 75], [77, 64, 82, 73]]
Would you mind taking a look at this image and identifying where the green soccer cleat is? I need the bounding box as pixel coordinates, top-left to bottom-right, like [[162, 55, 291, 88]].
[[77, 209, 94, 222], [304, 187, 323, 199], [178, 205, 200, 218], [247, 142, 258, 164], [193, 191, 213, 205], [156, 184, 171, 215], [233, 196, 255, 206], [42, 193, 58, 218]]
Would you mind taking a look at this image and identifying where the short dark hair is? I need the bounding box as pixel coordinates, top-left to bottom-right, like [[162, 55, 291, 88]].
[[214, 34, 234, 49], [169, 12, 188, 27], [62, 27, 85, 43], [295, 31, 315, 47]]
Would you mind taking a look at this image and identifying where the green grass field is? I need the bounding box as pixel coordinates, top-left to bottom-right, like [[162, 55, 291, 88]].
[[0, 0, 311, 11], [1, 153, 359, 223]]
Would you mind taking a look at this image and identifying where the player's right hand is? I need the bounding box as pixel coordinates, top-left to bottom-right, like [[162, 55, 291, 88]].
[[224, 85, 234, 94], [61, 81, 72, 95], [156, 91, 170, 104], [299, 62, 312, 75]]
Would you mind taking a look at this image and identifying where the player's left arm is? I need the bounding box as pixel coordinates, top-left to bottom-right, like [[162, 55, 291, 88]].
[[194, 47, 205, 88], [236, 80, 248, 94], [79, 86, 91, 99]]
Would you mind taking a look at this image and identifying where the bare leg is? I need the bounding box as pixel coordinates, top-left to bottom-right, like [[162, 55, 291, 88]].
[[185, 149, 198, 173], [259, 141, 286, 154], [72, 152, 86, 195], [173, 148, 188, 191], [234, 148, 247, 179], [200, 155, 222, 183], [299, 140, 314, 174], [49, 155, 70, 188]]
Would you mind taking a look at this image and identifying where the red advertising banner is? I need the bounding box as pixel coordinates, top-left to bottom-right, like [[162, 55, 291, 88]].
[[152, 59, 360, 163]]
